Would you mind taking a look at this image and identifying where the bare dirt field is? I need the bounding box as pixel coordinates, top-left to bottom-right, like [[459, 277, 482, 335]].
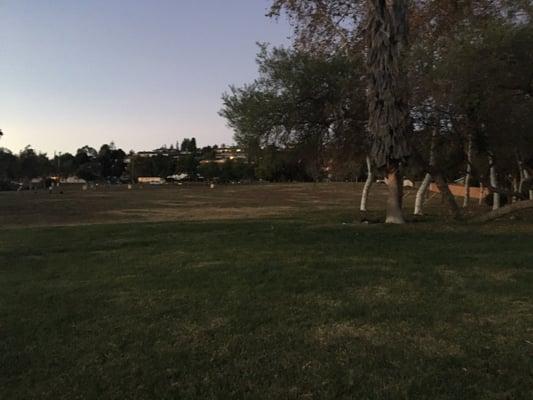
[[0, 182, 392, 227]]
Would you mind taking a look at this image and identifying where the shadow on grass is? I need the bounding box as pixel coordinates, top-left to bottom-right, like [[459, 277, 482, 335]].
[[0, 216, 532, 399]]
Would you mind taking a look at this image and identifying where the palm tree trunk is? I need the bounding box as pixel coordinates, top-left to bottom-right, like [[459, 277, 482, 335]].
[[367, 0, 410, 224]]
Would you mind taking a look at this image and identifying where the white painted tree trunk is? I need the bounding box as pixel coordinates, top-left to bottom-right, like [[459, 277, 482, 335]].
[[414, 173, 431, 216], [360, 156, 374, 212], [518, 159, 525, 192], [512, 176, 519, 203], [414, 129, 437, 216], [524, 169, 533, 200], [463, 135, 472, 208], [489, 154, 500, 210], [385, 168, 405, 224]]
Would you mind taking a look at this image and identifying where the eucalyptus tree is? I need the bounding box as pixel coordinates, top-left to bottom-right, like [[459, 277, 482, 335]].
[[406, 1, 533, 215], [431, 20, 533, 208], [221, 45, 368, 182]]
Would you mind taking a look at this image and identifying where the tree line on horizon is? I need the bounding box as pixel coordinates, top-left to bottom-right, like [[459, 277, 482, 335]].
[[220, 0, 533, 222], [1, 137, 349, 187], [0, 139, 246, 187]]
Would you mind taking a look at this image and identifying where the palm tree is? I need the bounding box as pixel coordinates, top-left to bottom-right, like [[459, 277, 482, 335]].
[[367, 0, 411, 223]]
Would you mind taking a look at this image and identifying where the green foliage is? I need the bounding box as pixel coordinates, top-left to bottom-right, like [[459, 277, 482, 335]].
[[180, 138, 198, 153], [220, 45, 368, 180], [132, 155, 176, 179], [18, 146, 51, 179], [176, 154, 199, 177], [198, 160, 255, 183], [422, 21, 533, 182], [0, 148, 19, 181], [76, 160, 102, 182], [97, 143, 126, 179], [267, 0, 533, 192], [197, 161, 220, 180], [254, 145, 314, 182]]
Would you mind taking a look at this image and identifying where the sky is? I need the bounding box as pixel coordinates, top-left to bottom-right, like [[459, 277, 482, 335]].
[[0, 0, 291, 155]]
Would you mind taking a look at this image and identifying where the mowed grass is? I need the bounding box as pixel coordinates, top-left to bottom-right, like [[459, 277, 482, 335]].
[[1, 185, 532, 399]]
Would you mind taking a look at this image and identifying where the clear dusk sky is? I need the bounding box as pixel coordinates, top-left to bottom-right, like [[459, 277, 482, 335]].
[[0, 0, 291, 155]]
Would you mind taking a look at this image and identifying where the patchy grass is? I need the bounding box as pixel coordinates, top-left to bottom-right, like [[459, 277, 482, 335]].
[[1, 184, 532, 399]]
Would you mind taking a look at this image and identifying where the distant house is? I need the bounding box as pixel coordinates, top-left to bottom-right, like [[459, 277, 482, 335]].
[[215, 145, 246, 161], [135, 147, 180, 159], [200, 146, 247, 165], [124, 148, 181, 165], [128, 145, 248, 166]]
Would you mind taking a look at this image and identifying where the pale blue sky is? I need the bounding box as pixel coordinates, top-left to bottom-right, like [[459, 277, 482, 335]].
[[0, 0, 290, 155]]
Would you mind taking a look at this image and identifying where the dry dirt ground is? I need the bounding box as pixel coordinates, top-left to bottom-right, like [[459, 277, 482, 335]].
[[0, 183, 393, 227], [0, 182, 504, 228]]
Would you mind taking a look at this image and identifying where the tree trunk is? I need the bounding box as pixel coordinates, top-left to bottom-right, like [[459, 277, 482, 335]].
[[433, 172, 462, 220], [414, 173, 431, 216], [489, 154, 500, 210], [414, 129, 437, 216], [518, 163, 525, 193], [385, 167, 405, 224], [367, 0, 410, 224], [516, 151, 531, 199], [524, 169, 533, 200], [512, 176, 519, 203], [463, 135, 472, 208], [360, 156, 374, 212], [479, 181, 484, 205], [473, 200, 533, 223]]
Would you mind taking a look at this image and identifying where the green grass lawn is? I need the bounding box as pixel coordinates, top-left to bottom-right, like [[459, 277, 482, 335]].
[[1, 213, 532, 399]]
